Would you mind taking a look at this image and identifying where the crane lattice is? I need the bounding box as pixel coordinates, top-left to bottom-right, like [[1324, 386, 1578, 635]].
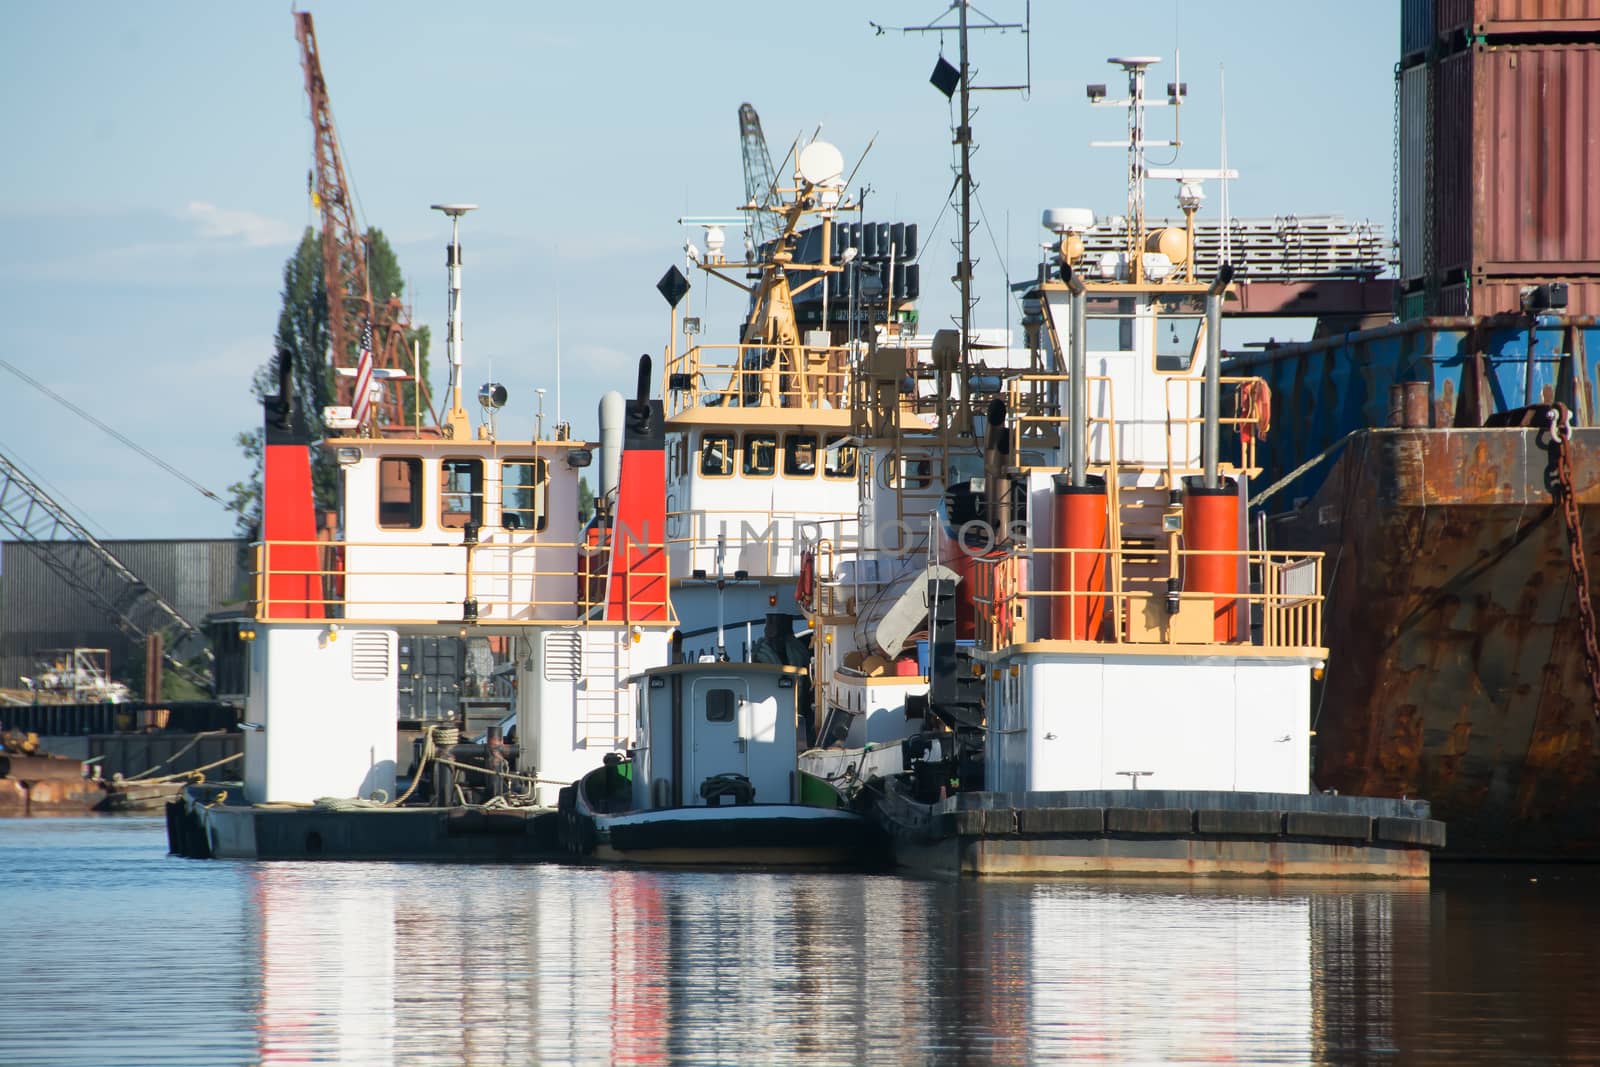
[[739, 103, 780, 254], [294, 11, 430, 429], [0, 451, 213, 690]]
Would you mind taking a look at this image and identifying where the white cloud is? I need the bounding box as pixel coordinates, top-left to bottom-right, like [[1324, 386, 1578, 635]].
[[181, 201, 300, 247]]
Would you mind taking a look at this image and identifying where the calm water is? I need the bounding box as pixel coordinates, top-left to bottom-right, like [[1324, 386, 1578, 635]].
[[1, 819, 1597, 1066]]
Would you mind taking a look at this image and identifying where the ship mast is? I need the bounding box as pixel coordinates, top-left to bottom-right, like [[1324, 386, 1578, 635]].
[[883, 0, 1028, 431]]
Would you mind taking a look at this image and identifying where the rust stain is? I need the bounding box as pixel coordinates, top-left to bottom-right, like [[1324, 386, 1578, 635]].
[[1283, 427, 1600, 857]]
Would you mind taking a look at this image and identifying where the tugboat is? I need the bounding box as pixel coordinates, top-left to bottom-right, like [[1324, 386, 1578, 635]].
[[561, 661, 879, 867], [812, 55, 1443, 877], [169, 206, 676, 860]]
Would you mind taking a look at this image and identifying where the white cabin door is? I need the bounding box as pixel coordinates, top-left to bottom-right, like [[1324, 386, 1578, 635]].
[[688, 676, 749, 801]]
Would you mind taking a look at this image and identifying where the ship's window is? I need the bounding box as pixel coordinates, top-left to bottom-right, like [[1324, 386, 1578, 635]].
[[671, 438, 689, 479], [440, 458, 483, 529], [1085, 297, 1136, 351], [501, 458, 548, 532], [700, 433, 734, 477], [881, 454, 932, 490], [743, 433, 777, 478], [823, 435, 857, 480], [783, 433, 818, 478], [705, 688, 736, 723], [1156, 315, 1204, 373], [377, 457, 423, 529]]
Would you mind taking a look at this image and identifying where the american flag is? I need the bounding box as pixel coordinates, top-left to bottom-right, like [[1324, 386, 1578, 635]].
[[351, 320, 375, 427]]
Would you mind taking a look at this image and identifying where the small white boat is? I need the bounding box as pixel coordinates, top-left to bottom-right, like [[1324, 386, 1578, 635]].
[[562, 662, 880, 868]]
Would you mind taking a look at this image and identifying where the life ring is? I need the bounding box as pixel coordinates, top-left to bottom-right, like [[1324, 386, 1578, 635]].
[[1236, 379, 1272, 445], [795, 548, 815, 606]]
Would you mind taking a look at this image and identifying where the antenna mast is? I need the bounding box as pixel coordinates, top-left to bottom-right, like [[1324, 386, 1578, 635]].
[[882, 0, 1028, 430]]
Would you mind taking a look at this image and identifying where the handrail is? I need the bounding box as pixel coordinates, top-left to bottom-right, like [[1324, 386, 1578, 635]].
[[250, 537, 677, 626], [967, 544, 1324, 652], [665, 341, 855, 414]]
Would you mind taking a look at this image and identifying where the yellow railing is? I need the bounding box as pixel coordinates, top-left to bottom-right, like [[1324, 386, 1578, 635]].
[[250, 537, 675, 626], [967, 545, 1324, 652], [665, 342, 854, 414], [1162, 374, 1270, 480]]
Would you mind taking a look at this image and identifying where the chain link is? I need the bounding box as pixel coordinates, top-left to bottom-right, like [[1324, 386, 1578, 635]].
[[1550, 404, 1600, 718]]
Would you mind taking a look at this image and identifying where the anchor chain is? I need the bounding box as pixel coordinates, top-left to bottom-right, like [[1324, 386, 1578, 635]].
[[1549, 404, 1600, 718]]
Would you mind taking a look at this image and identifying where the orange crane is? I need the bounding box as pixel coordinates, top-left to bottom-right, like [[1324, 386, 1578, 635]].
[[293, 11, 430, 430]]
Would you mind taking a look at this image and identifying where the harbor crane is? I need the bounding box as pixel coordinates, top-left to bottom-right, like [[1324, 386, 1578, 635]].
[[738, 103, 780, 255], [0, 451, 213, 691], [293, 11, 429, 428]]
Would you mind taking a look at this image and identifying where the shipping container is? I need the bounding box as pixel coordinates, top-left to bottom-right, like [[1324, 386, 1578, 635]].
[[1438, 274, 1600, 315], [1398, 64, 1432, 281], [1433, 43, 1600, 277], [1437, 0, 1600, 40], [1403, 0, 1437, 64]]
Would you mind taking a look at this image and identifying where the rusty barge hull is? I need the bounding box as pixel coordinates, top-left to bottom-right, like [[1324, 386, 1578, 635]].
[[1271, 426, 1599, 858]]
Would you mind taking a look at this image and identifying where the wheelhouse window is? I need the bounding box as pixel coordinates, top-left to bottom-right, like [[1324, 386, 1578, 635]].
[[823, 435, 857, 480], [743, 433, 777, 478], [377, 457, 423, 529], [1155, 314, 1204, 373], [700, 433, 734, 477], [705, 688, 736, 723], [501, 457, 548, 531], [1085, 297, 1137, 352], [881, 454, 932, 490], [783, 433, 818, 478], [440, 458, 483, 529]]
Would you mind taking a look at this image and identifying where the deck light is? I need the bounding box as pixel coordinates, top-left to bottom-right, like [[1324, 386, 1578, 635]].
[[335, 447, 362, 466], [1086, 83, 1107, 101]]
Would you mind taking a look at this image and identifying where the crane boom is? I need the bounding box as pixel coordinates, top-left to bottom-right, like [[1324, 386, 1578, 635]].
[[0, 451, 212, 690], [293, 12, 427, 429], [739, 103, 779, 253]]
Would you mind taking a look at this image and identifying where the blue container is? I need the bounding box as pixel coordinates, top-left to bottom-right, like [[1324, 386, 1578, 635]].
[[915, 638, 977, 675], [1226, 316, 1600, 510]]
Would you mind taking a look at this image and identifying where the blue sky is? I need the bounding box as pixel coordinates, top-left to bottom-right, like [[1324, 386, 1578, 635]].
[[0, 1, 1396, 540]]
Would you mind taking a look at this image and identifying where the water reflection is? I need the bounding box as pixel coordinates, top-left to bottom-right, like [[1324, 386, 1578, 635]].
[[245, 866, 1437, 1065], [6, 821, 1600, 1066]]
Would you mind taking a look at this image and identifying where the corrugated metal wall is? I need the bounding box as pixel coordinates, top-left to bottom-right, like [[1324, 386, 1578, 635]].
[[1404, 0, 1437, 62], [1433, 48, 1476, 276], [1399, 65, 1432, 281], [0, 539, 246, 689], [1404, 22, 1600, 317], [1470, 44, 1600, 274], [1438, 0, 1600, 39], [1438, 276, 1600, 314]]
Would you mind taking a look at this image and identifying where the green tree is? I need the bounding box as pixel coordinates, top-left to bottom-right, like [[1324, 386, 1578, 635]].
[[366, 227, 433, 425], [577, 475, 595, 522], [229, 227, 431, 538]]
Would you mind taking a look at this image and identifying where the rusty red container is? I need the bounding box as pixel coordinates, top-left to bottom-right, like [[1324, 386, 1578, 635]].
[[1434, 43, 1600, 279], [1437, 0, 1600, 39]]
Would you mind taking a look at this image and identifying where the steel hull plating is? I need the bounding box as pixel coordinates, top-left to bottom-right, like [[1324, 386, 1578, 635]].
[[1273, 427, 1600, 858], [585, 806, 883, 869], [875, 787, 1438, 879]]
